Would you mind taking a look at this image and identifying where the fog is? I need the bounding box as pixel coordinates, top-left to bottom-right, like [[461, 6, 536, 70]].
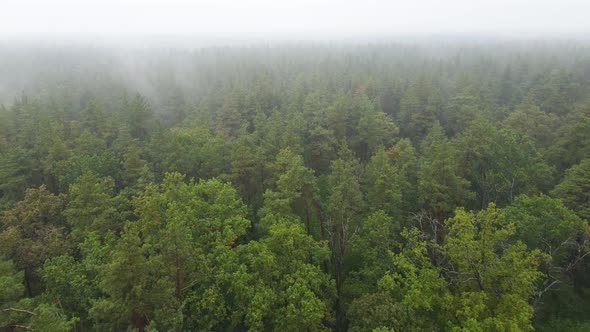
[[1, 0, 590, 42], [1, 0, 590, 106]]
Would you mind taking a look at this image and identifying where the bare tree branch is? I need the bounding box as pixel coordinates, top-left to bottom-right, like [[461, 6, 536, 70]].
[[0, 308, 36, 315], [0, 324, 31, 330]]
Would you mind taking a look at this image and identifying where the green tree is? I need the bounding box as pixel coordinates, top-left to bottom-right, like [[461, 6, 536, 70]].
[[398, 78, 440, 142], [121, 144, 146, 187], [363, 147, 403, 221], [307, 126, 338, 174], [63, 173, 122, 241], [260, 148, 318, 236], [503, 98, 558, 148], [344, 211, 397, 306], [444, 206, 547, 331], [233, 215, 335, 331], [547, 100, 590, 171], [146, 127, 229, 181], [347, 228, 450, 331], [353, 95, 399, 161], [0, 256, 24, 304], [41, 254, 98, 327], [443, 93, 481, 137], [326, 144, 364, 329], [218, 93, 246, 137], [505, 195, 590, 325], [551, 159, 590, 221], [388, 138, 419, 217], [0, 186, 69, 297], [125, 94, 155, 140], [455, 118, 553, 208], [0, 147, 33, 208], [93, 173, 250, 330], [81, 99, 107, 137], [418, 122, 472, 239], [0, 256, 77, 331], [90, 222, 180, 331]]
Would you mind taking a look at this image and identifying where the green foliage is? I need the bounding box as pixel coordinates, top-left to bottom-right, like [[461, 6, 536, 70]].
[[353, 96, 399, 160], [146, 127, 229, 181], [55, 141, 121, 192], [260, 148, 317, 236], [364, 148, 403, 220], [0, 257, 77, 331], [418, 122, 472, 222], [552, 158, 590, 220], [41, 254, 98, 321], [503, 98, 558, 147], [126, 94, 155, 140], [547, 100, 590, 171], [348, 227, 449, 331], [327, 146, 364, 263], [0, 42, 589, 330], [537, 319, 590, 332], [29, 303, 79, 332], [235, 217, 335, 331], [0, 147, 34, 208], [0, 256, 24, 303], [399, 78, 440, 142], [345, 211, 396, 302], [121, 143, 147, 188], [0, 186, 69, 296], [444, 206, 547, 331], [64, 173, 123, 241], [349, 205, 548, 331], [444, 93, 481, 136], [91, 221, 181, 331], [91, 173, 251, 330], [388, 138, 419, 216], [506, 194, 586, 266], [455, 118, 553, 208]]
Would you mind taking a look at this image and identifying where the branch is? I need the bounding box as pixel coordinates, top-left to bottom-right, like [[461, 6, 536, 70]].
[[534, 279, 561, 308], [0, 324, 31, 330], [564, 249, 590, 274], [0, 308, 36, 315]]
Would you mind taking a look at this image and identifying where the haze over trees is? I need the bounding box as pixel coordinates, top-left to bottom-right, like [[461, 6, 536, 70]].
[[0, 40, 590, 331]]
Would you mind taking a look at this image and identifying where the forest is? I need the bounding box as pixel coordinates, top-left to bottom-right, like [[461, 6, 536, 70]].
[[1, 41, 590, 331]]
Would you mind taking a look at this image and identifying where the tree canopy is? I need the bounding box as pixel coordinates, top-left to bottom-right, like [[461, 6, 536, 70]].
[[0, 41, 589, 331]]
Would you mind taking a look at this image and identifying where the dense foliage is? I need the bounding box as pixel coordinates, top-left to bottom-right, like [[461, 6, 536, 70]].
[[1, 41, 590, 331]]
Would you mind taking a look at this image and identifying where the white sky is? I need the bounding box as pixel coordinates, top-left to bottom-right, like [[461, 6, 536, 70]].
[[1, 0, 589, 40]]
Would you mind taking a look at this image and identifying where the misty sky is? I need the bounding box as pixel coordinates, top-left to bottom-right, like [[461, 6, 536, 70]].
[[1, 0, 589, 40]]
